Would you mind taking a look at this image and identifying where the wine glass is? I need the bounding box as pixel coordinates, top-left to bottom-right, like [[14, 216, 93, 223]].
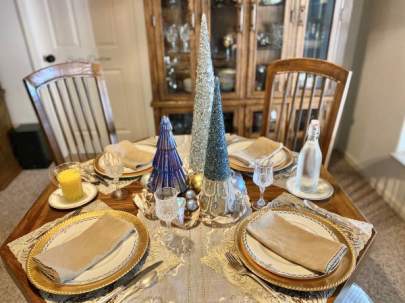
[[154, 187, 179, 242], [103, 151, 129, 200], [179, 23, 190, 52], [165, 24, 178, 52], [252, 157, 273, 210]]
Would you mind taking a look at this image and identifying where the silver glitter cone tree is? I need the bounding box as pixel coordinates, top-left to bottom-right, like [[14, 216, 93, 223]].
[[147, 116, 187, 193], [199, 78, 236, 217], [189, 14, 215, 173]]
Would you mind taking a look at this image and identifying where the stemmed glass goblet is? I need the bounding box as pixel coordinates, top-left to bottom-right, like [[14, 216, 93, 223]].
[[103, 151, 129, 200], [154, 187, 179, 242], [165, 24, 178, 52], [179, 23, 190, 52], [252, 157, 274, 210]]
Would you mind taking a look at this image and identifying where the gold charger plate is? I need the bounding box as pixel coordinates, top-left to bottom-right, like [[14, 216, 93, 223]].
[[235, 208, 356, 291], [26, 210, 149, 295], [94, 154, 153, 179], [229, 146, 294, 173]]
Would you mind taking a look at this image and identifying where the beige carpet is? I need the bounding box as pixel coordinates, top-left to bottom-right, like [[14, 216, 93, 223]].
[[0, 154, 404, 302]]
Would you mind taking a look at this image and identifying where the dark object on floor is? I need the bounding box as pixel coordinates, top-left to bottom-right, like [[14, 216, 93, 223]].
[[0, 86, 21, 189], [10, 123, 52, 169]]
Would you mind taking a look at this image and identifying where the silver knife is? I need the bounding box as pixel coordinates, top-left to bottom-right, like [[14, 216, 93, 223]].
[[99, 260, 163, 303]]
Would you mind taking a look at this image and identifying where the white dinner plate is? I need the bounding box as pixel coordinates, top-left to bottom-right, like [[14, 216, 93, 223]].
[[243, 210, 339, 279], [286, 176, 334, 201], [48, 182, 98, 210]]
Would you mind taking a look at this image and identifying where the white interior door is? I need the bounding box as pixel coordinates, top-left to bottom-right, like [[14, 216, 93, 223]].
[[17, 0, 154, 142]]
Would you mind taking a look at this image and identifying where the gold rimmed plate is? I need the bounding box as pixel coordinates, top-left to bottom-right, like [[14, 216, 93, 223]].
[[27, 210, 149, 295], [243, 210, 340, 280], [94, 144, 155, 179], [235, 208, 356, 291], [228, 141, 294, 173]]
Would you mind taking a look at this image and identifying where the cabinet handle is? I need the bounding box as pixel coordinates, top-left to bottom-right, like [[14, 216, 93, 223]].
[[250, 1, 257, 32], [236, 0, 244, 33], [190, 12, 195, 30]]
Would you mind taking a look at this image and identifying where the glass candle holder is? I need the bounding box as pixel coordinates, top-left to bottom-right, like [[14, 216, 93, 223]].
[[50, 162, 84, 202]]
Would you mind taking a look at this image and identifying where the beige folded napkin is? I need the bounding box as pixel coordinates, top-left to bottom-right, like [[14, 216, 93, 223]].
[[247, 211, 347, 274], [229, 137, 283, 166], [33, 214, 135, 283], [105, 140, 153, 169]]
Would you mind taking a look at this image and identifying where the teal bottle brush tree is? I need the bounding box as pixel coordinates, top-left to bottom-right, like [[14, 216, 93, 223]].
[[199, 78, 237, 218]]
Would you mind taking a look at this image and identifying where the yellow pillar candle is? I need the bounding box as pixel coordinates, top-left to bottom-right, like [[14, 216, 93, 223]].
[[57, 168, 84, 202]]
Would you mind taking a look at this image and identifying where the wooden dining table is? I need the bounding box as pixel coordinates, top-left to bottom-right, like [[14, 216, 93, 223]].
[[0, 168, 375, 303]]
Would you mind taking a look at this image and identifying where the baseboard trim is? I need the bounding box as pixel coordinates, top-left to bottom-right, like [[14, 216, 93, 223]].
[[341, 151, 405, 221]]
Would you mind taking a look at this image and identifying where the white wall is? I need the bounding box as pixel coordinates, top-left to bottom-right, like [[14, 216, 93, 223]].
[[337, 0, 405, 219], [0, 0, 37, 126]]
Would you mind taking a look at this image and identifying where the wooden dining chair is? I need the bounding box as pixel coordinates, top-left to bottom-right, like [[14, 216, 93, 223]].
[[24, 62, 117, 165], [261, 58, 352, 167]]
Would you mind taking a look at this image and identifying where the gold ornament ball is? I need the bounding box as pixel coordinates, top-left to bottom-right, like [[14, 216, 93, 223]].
[[190, 173, 203, 193]]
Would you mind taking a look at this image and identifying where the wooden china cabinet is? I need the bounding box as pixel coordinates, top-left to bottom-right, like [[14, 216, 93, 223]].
[[143, 0, 350, 136]]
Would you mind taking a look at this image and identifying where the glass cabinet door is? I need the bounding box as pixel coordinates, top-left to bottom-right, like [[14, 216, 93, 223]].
[[208, 0, 244, 98], [247, 0, 292, 98], [303, 0, 335, 59], [156, 0, 196, 99]]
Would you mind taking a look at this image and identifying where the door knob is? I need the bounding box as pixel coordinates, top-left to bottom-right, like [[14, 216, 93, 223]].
[[43, 54, 56, 63]]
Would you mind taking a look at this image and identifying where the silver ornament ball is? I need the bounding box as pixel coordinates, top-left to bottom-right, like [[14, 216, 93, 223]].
[[185, 189, 196, 200], [186, 198, 199, 212]]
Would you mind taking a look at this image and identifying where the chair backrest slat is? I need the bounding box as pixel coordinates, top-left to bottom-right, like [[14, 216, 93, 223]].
[[24, 62, 117, 164], [52, 81, 82, 162], [304, 74, 318, 134], [62, 78, 90, 160], [293, 73, 309, 150], [285, 72, 301, 145], [80, 77, 104, 152], [46, 83, 75, 162], [262, 58, 352, 167], [95, 77, 117, 144], [275, 72, 291, 140], [71, 77, 98, 156]]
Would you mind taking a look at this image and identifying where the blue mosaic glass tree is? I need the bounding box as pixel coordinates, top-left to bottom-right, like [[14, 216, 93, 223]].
[[147, 116, 187, 193]]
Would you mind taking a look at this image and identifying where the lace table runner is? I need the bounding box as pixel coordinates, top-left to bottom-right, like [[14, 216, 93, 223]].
[[7, 200, 182, 303], [7, 193, 373, 303]]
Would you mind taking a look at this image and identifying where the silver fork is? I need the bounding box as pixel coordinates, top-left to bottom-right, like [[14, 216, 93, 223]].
[[225, 252, 274, 295], [33, 208, 82, 240]]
